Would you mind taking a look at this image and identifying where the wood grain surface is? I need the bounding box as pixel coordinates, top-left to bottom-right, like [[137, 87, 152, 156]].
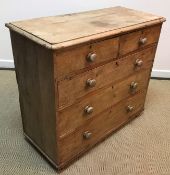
[[5, 7, 165, 49], [10, 31, 58, 164], [119, 25, 162, 56], [54, 37, 119, 80], [6, 6, 165, 170], [57, 69, 151, 138], [58, 91, 146, 164], [57, 46, 156, 109]]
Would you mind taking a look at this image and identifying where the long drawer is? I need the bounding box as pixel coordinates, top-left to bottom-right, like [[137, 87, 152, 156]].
[[58, 69, 151, 137], [58, 91, 146, 164], [57, 46, 156, 109]]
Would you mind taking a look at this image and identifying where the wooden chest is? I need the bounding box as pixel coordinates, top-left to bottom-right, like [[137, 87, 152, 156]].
[[6, 6, 165, 170]]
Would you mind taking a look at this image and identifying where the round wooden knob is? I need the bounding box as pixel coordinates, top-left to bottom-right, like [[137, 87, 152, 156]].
[[130, 81, 138, 90], [86, 79, 96, 87], [135, 59, 143, 67], [127, 105, 134, 112], [139, 37, 147, 45], [87, 53, 97, 62], [84, 106, 94, 115], [83, 131, 92, 139]]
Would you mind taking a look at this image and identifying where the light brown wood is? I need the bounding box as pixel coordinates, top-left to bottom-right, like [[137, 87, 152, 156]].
[[57, 69, 151, 138], [119, 25, 162, 56], [57, 46, 156, 109], [141, 25, 162, 46], [54, 37, 119, 80], [5, 6, 165, 50], [10, 31, 58, 164], [54, 24, 161, 81], [58, 91, 146, 164], [6, 6, 165, 170]]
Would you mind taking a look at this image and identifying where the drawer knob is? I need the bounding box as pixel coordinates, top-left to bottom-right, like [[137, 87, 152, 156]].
[[84, 106, 94, 114], [135, 59, 143, 67], [86, 79, 96, 87], [83, 131, 92, 139], [87, 53, 97, 62], [130, 81, 138, 90], [139, 37, 147, 45], [127, 105, 134, 112]]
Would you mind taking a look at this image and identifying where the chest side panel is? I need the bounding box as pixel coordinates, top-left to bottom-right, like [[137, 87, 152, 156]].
[[10, 31, 58, 164]]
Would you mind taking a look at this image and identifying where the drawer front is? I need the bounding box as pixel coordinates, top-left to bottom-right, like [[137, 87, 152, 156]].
[[119, 24, 161, 56], [57, 46, 156, 109], [54, 37, 119, 80], [58, 69, 151, 137], [58, 91, 146, 163]]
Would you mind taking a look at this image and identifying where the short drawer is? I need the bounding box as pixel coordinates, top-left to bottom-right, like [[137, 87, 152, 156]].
[[58, 91, 146, 163], [57, 46, 156, 109], [54, 37, 119, 80], [58, 69, 151, 137], [119, 24, 161, 56]]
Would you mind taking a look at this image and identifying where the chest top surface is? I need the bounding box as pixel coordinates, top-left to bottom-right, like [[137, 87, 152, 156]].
[[6, 6, 165, 49]]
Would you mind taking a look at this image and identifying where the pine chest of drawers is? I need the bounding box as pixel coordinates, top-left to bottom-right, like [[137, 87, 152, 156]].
[[6, 6, 165, 170]]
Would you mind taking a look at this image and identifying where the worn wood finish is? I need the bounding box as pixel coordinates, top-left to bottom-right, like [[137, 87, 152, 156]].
[[58, 91, 146, 164], [119, 25, 162, 56], [58, 46, 156, 109], [10, 31, 58, 164], [58, 69, 151, 137], [54, 37, 119, 80], [6, 6, 165, 170], [54, 24, 161, 81], [6, 7, 165, 50]]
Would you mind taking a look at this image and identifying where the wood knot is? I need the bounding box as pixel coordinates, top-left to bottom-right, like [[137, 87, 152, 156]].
[[116, 61, 119, 66]]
